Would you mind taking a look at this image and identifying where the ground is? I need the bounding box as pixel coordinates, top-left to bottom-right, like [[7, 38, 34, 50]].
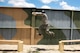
[[0, 45, 80, 53]]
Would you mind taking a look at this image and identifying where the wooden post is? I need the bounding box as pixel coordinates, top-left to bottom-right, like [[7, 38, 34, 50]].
[[31, 13, 36, 45], [59, 41, 64, 52], [18, 41, 23, 52], [31, 28, 35, 45]]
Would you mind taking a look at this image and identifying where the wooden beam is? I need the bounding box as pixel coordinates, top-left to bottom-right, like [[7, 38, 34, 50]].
[[60, 39, 80, 42]]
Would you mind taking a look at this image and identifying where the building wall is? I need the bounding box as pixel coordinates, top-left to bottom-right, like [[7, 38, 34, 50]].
[[0, 7, 80, 45]]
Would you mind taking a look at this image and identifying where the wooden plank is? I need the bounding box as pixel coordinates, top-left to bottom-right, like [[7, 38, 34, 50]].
[[0, 40, 20, 42], [60, 39, 80, 42]]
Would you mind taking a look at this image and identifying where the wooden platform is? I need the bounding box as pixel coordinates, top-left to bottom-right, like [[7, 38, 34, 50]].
[[0, 45, 80, 53]]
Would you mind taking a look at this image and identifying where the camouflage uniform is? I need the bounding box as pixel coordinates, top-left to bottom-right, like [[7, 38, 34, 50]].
[[38, 13, 55, 45]]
